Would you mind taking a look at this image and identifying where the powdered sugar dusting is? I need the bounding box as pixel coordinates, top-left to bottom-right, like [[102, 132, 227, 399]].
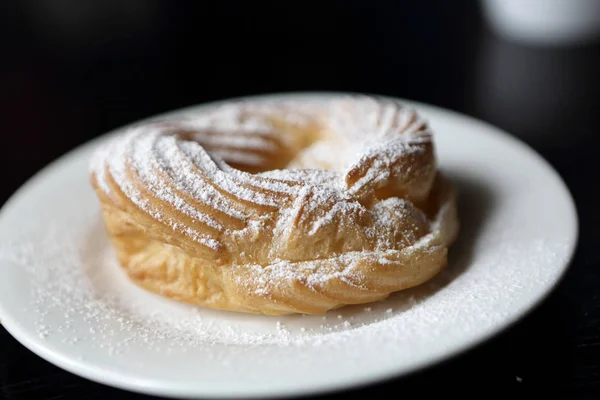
[[346, 138, 427, 194], [101, 131, 221, 250], [177, 140, 282, 207], [154, 135, 247, 220], [190, 131, 278, 151], [131, 130, 223, 231]]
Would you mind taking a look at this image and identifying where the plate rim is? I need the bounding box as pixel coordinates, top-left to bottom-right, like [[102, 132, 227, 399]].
[[0, 92, 580, 399]]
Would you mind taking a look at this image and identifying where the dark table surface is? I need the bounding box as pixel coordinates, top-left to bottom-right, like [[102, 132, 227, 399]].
[[1, 1, 599, 399]]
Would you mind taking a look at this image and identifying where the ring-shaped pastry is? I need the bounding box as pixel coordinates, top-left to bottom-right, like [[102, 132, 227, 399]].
[[90, 96, 459, 315]]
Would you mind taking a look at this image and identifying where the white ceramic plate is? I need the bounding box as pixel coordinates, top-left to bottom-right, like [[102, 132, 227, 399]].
[[0, 93, 578, 399]]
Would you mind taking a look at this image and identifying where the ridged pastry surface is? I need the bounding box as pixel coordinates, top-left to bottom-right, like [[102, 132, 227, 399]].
[[90, 96, 459, 315]]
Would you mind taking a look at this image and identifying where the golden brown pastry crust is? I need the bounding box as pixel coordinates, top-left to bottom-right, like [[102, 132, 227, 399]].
[[90, 96, 459, 315]]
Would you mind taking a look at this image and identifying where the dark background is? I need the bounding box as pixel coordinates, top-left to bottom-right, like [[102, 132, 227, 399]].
[[1, 1, 599, 399]]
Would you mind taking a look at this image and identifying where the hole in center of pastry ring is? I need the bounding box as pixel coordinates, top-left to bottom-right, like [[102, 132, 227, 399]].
[[90, 95, 459, 315]]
